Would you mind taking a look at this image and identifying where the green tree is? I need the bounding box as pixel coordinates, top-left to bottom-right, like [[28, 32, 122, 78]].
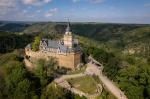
[[35, 59, 48, 88], [4, 64, 33, 99], [42, 82, 66, 99], [14, 79, 31, 99], [34, 58, 58, 88], [32, 36, 40, 51]]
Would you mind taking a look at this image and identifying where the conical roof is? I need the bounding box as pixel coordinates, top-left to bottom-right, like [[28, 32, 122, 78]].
[[66, 20, 71, 33]]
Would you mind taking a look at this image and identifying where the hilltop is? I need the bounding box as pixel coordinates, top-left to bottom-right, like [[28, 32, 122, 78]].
[[0, 21, 150, 99]]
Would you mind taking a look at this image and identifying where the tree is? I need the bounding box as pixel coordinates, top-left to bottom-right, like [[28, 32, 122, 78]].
[[34, 58, 58, 88], [43, 82, 66, 99], [14, 79, 31, 99], [32, 36, 40, 51], [4, 64, 34, 99], [41, 82, 87, 99], [35, 59, 48, 88]]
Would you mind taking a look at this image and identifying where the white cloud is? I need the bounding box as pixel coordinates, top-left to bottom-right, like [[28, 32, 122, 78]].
[[36, 10, 41, 13], [89, 0, 105, 3], [22, 0, 52, 6], [44, 0, 52, 3], [0, 0, 17, 15], [72, 0, 105, 3], [45, 8, 58, 17], [28, 14, 36, 18], [144, 3, 150, 7], [0, 0, 54, 21], [22, 0, 36, 5], [23, 9, 28, 13], [0, 0, 39, 20], [0, 0, 16, 7], [72, 0, 80, 3]]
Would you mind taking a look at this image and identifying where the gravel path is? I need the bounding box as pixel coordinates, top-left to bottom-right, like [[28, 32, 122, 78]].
[[54, 73, 85, 83], [87, 58, 128, 99], [99, 75, 127, 99]]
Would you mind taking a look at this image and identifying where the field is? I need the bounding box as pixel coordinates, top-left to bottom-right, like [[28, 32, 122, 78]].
[[67, 76, 99, 94]]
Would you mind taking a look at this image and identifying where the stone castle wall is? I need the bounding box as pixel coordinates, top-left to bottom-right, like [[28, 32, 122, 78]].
[[25, 49, 81, 69], [58, 52, 81, 69]]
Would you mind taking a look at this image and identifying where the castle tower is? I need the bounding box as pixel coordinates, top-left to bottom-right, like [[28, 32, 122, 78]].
[[63, 21, 74, 48]]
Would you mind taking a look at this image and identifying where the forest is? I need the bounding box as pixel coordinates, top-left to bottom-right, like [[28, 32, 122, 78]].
[[0, 21, 150, 99]]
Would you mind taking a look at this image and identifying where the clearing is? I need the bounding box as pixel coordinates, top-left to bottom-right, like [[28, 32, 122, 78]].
[[67, 75, 99, 94]]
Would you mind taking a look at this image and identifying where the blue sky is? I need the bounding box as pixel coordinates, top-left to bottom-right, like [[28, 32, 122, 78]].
[[0, 0, 150, 24]]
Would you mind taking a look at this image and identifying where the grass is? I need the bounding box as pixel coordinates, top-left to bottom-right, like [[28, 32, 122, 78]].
[[96, 89, 117, 99], [67, 76, 98, 94], [92, 75, 101, 83]]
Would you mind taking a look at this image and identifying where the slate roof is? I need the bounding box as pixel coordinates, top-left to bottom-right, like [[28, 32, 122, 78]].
[[58, 43, 68, 53], [48, 40, 59, 48], [41, 39, 80, 53]]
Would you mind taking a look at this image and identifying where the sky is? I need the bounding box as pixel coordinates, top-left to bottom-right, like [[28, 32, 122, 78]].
[[0, 0, 150, 24]]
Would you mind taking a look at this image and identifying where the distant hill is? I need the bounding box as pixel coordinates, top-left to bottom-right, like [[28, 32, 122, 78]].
[[23, 22, 147, 38], [0, 21, 150, 55], [23, 22, 150, 52], [0, 21, 31, 32], [23, 22, 64, 34]]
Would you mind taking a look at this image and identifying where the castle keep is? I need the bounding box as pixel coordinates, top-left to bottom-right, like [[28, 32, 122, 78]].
[[25, 22, 82, 69]]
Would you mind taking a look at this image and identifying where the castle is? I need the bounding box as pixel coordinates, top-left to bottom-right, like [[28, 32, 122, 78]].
[[25, 22, 82, 69]]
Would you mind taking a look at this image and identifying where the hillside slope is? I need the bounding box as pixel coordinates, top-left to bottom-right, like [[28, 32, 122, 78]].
[[0, 22, 150, 99], [0, 21, 31, 32]]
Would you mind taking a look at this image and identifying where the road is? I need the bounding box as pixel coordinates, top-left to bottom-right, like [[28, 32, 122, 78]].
[[55, 73, 85, 83], [87, 57, 128, 99], [99, 75, 127, 99]]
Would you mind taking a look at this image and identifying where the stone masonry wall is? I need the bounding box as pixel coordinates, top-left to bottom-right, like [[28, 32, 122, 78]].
[[25, 49, 81, 69]]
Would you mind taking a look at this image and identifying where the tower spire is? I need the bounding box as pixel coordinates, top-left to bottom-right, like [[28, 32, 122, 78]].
[[64, 19, 73, 48], [65, 19, 71, 34]]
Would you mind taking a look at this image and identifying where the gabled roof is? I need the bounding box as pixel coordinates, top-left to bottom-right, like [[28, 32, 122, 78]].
[[41, 39, 81, 53]]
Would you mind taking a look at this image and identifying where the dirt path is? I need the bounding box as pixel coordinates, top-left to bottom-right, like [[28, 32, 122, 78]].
[[87, 59, 128, 99], [54, 73, 85, 83], [99, 75, 127, 99]]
